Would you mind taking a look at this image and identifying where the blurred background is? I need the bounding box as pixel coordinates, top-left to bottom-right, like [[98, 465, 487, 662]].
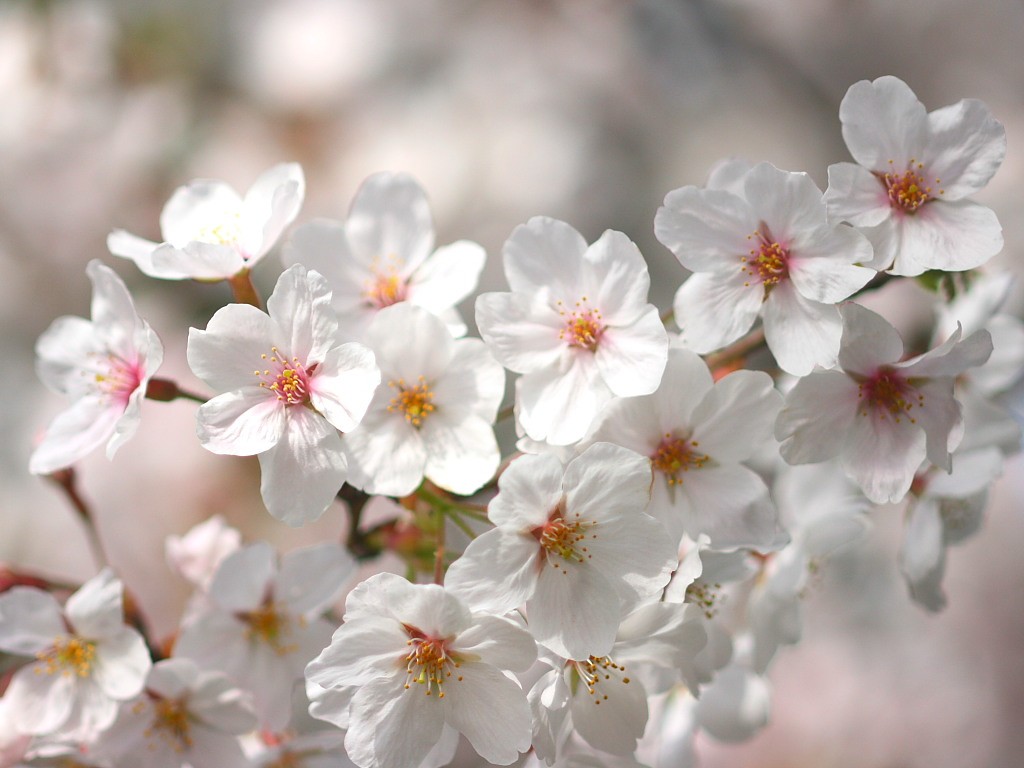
[[2, 0, 1023, 765]]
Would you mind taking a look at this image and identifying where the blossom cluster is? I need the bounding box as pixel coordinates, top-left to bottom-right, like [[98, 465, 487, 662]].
[[3, 76, 1020, 768]]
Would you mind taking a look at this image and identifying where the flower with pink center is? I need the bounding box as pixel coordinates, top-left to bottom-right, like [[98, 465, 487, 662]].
[[283, 172, 485, 340], [476, 218, 668, 445], [30, 260, 163, 475], [445, 443, 677, 659], [588, 348, 783, 551], [825, 76, 1005, 276], [655, 160, 875, 376], [186, 264, 380, 525], [305, 573, 536, 768], [108, 163, 305, 281], [775, 302, 993, 504]]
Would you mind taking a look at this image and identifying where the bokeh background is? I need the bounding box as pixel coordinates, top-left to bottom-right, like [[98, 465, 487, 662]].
[[2, 1, 1024, 766]]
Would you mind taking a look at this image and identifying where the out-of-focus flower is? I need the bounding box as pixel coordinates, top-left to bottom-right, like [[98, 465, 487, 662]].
[[476, 218, 668, 445], [445, 443, 676, 659], [0, 570, 151, 740], [825, 76, 1005, 276], [187, 265, 380, 525], [30, 260, 163, 475], [306, 573, 536, 768], [284, 172, 485, 339], [342, 303, 503, 497], [165, 515, 242, 592], [108, 163, 304, 281], [655, 161, 874, 375], [775, 302, 992, 504], [96, 658, 255, 768], [175, 542, 355, 731]]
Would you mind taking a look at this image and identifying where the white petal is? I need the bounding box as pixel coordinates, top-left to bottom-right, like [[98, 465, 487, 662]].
[[309, 341, 381, 432], [898, 328, 991, 379], [186, 304, 277, 392], [346, 675, 444, 768], [911, 378, 962, 471], [107, 229, 161, 275], [580, 514, 676, 606], [580, 229, 652, 326], [570, 669, 648, 755], [502, 217, 588, 298], [842, 410, 926, 504], [367, 302, 454, 383], [673, 271, 762, 354], [924, 98, 1006, 199], [422, 413, 500, 495], [595, 306, 668, 397], [196, 388, 287, 455], [775, 370, 859, 464], [346, 172, 435, 275], [453, 615, 537, 672], [654, 186, 758, 273], [839, 76, 928, 171], [762, 283, 843, 376], [408, 240, 486, 314], [444, 529, 541, 614], [0, 588, 64, 655], [743, 163, 827, 242], [529, 563, 621, 659], [343, 411, 427, 497], [890, 200, 1003, 277], [475, 291, 566, 374], [29, 397, 121, 475], [277, 543, 356, 616], [306, 617, 410, 689], [563, 443, 652, 524], [160, 179, 243, 244], [258, 409, 347, 525], [787, 228, 875, 303], [442, 662, 532, 764], [673, 466, 778, 550], [837, 302, 905, 373], [241, 162, 305, 259], [209, 542, 276, 612], [91, 629, 150, 699], [690, 370, 781, 462], [150, 242, 243, 280], [431, 339, 504, 421], [489, 453, 565, 529], [516, 358, 608, 446], [899, 499, 944, 587], [65, 570, 124, 639], [5, 665, 75, 735], [266, 265, 337, 365], [696, 665, 770, 742], [824, 163, 891, 227]]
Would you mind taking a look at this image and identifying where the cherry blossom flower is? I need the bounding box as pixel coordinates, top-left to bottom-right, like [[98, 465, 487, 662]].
[[108, 163, 305, 281], [825, 76, 1005, 276], [165, 515, 242, 592], [305, 573, 536, 768], [655, 161, 874, 375], [342, 303, 503, 497], [775, 302, 993, 504], [96, 658, 255, 768], [445, 443, 677, 659], [175, 542, 355, 731], [30, 260, 163, 475], [187, 264, 380, 525], [283, 172, 485, 339], [476, 218, 668, 445], [0, 570, 151, 740], [530, 602, 706, 762], [588, 348, 783, 550]]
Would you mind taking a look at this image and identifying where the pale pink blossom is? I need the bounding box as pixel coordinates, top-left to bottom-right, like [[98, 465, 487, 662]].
[[825, 76, 1005, 276], [30, 261, 163, 475], [108, 163, 305, 281]]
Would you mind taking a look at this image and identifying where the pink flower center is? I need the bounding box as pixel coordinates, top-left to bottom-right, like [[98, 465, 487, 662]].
[[93, 354, 143, 406], [742, 228, 790, 291], [570, 655, 630, 704], [403, 632, 461, 698], [880, 160, 944, 214], [650, 433, 709, 485], [239, 602, 297, 655], [387, 376, 436, 427], [557, 297, 605, 351], [857, 368, 923, 423], [148, 697, 193, 751], [365, 268, 408, 309], [255, 347, 313, 406], [532, 511, 596, 571]]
